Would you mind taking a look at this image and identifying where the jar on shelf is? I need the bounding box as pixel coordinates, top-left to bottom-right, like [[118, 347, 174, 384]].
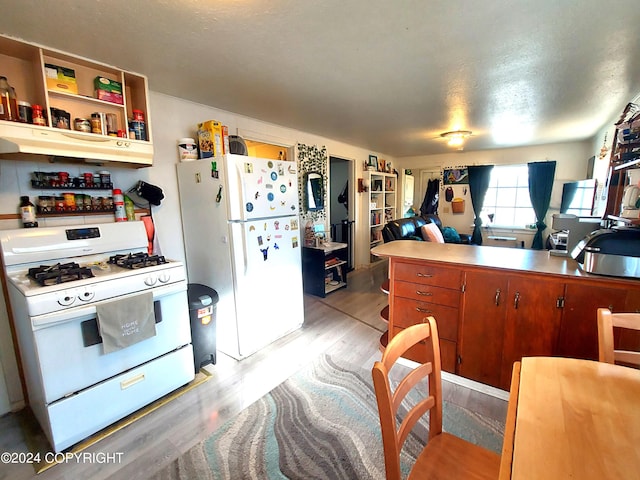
[[74, 118, 91, 132], [37, 195, 54, 213], [18, 101, 32, 123], [0, 76, 18, 121], [90, 113, 103, 134], [102, 196, 113, 211], [54, 196, 65, 212], [62, 192, 76, 211], [132, 109, 145, 122], [105, 113, 117, 136], [99, 170, 111, 186], [58, 171, 69, 186], [31, 104, 46, 126], [83, 172, 94, 187]]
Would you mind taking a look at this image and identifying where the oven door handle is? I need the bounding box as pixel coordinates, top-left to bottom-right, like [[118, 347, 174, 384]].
[[31, 282, 187, 328]]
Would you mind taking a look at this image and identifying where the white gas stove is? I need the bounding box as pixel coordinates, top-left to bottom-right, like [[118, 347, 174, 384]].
[[0, 222, 194, 452]]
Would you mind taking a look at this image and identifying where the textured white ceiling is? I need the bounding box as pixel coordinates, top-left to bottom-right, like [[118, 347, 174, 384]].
[[1, 0, 639, 157]]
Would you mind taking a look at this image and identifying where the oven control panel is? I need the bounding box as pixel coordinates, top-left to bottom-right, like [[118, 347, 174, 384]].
[[66, 227, 101, 241]]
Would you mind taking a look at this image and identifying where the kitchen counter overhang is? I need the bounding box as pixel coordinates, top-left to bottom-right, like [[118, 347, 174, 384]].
[[371, 240, 639, 284]]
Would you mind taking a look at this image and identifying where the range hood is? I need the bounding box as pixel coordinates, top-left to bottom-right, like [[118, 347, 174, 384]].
[[0, 122, 153, 167]]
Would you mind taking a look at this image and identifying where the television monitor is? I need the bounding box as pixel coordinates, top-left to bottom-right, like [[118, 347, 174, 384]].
[[560, 179, 596, 215]]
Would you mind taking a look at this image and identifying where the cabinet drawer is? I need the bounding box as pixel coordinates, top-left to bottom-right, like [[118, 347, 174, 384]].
[[392, 297, 458, 341], [391, 326, 456, 373], [394, 261, 461, 289], [394, 280, 460, 307], [47, 345, 194, 452]]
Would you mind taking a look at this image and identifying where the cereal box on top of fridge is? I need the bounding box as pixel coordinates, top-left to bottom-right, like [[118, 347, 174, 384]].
[[197, 120, 223, 158]]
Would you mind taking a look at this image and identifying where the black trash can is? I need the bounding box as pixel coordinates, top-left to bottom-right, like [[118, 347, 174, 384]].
[[187, 283, 218, 373]]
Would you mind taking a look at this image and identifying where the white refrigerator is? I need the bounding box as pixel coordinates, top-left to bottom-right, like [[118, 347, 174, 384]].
[[177, 154, 304, 359]]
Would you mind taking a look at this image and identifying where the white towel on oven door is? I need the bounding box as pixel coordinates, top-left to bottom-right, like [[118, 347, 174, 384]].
[[96, 292, 156, 354]]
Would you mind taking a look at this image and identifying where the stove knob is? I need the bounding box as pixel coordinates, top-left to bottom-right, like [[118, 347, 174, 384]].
[[144, 276, 157, 286], [58, 292, 75, 306], [158, 273, 170, 284], [78, 289, 95, 302]]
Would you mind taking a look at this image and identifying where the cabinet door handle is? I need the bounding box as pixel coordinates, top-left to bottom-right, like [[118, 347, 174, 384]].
[[416, 291, 433, 296], [514, 291, 521, 309], [416, 307, 432, 313], [495, 288, 501, 306], [416, 273, 433, 278]]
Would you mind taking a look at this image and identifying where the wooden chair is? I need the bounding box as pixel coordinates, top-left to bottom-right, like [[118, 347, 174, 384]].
[[372, 317, 500, 480], [597, 308, 640, 367]]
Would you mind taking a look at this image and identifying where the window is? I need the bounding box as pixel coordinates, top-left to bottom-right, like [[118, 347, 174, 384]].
[[480, 164, 536, 228]]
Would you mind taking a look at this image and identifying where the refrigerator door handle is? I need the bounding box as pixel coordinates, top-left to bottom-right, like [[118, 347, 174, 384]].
[[241, 224, 249, 276]]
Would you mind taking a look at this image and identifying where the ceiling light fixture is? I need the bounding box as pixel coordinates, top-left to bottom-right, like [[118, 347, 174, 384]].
[[440, 130, 472, 149]]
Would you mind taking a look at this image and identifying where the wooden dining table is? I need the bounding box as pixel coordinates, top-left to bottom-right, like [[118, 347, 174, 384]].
[[499, 356, 640, 479]]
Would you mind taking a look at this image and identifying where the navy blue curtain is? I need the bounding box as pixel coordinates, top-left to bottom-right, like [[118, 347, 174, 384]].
[[528, 161, 556, 249], [468, 165, 493, 245]]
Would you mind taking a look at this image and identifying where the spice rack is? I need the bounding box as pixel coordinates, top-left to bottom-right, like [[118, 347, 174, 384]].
[[30, 170, 117, 216], [0, 34, 153, 167]]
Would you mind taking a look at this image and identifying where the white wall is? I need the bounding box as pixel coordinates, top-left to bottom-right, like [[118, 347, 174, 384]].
[[395, 140, 600, 247]]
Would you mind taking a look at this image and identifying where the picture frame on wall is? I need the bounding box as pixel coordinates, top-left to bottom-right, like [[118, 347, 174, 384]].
[[368, 155, 378, 170], [442, 167, 469, 185]]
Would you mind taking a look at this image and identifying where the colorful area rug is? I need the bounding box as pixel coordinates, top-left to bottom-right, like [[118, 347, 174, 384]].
[[151, 355, 504, 479]]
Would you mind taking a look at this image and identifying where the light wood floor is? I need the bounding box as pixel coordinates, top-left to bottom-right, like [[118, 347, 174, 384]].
[[0, 262, 507, 480]]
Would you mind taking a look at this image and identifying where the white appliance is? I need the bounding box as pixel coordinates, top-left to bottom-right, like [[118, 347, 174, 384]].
[[0, 222, 194, 452], [550, 214, 602, 256], [621, 184, 640, 218], [177, 155, 304, 359]]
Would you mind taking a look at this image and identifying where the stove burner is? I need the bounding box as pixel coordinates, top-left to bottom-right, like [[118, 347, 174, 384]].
[[108, 253, 168, 269], [28, 262, 95, 286]]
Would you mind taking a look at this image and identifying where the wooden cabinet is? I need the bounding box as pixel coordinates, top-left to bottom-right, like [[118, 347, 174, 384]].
[[0, 34, 153, 167], [302, 243, 348, 298], [556, 283, 628, 360], [389, 260, 461, 373], [499, 275, 565, 390], [556, 280, 640, 360], [458, 271, 507, 388], [460, 271, 565, 390], [368, 172, 396, 262]]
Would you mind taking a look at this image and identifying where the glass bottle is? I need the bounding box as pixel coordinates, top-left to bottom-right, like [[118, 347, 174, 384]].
[[0, 76, 19, 121], [19, 196, 38, 228]]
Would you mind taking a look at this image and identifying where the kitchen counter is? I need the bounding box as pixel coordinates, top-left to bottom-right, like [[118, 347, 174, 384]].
[[370, 240, 638, 284], [373, 240, 640, 388]]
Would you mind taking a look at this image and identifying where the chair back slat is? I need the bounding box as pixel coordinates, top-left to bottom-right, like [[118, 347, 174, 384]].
[[597, 308, 640, 368]]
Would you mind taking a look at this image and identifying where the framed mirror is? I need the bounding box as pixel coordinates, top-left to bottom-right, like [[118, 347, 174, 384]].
[[305, 172, 324, 211]]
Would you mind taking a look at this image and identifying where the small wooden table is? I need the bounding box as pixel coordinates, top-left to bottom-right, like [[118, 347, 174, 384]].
[[500, 356, 640, 479]]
